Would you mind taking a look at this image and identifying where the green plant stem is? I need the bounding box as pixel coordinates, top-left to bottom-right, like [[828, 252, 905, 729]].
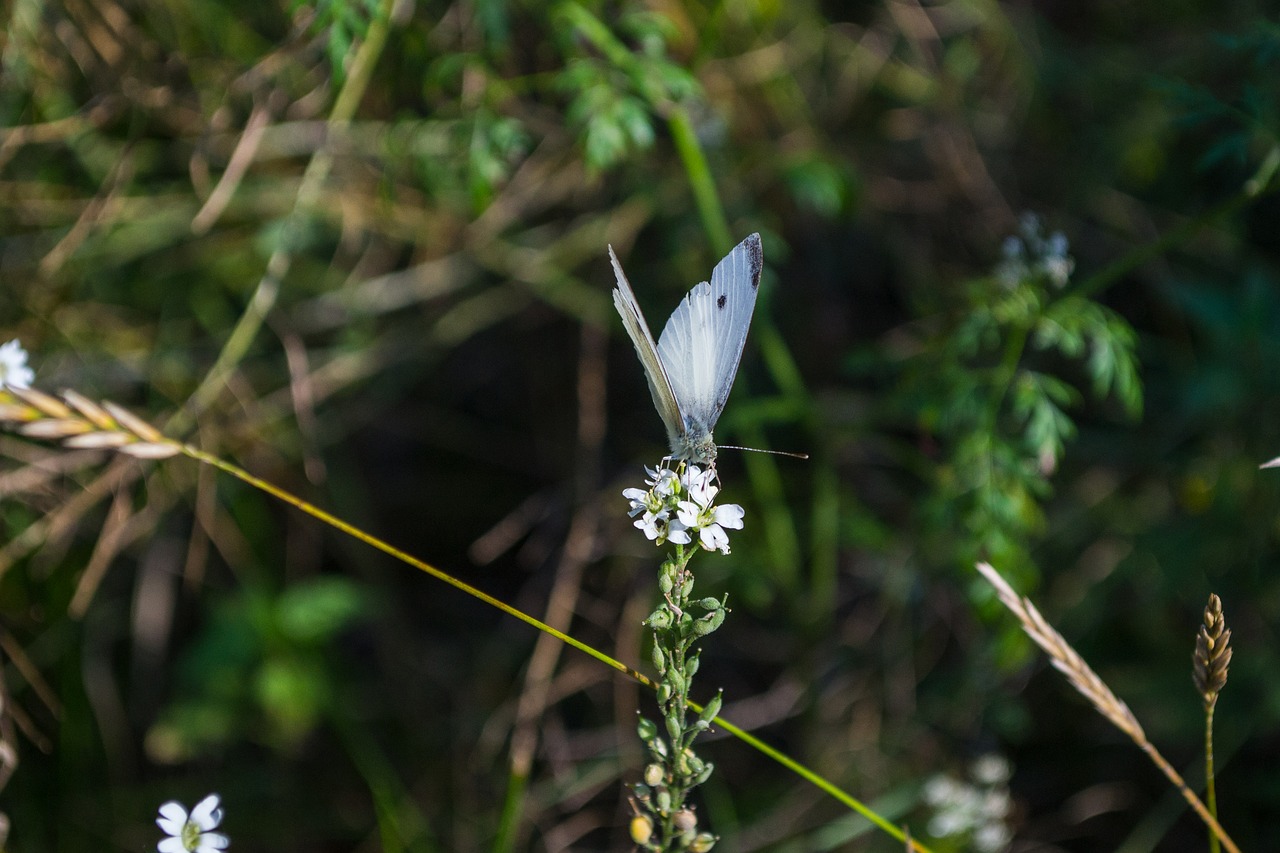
[[667, 107, 732, 255], [171, 440, 933, 852], [1205, 701, 1220, 853]]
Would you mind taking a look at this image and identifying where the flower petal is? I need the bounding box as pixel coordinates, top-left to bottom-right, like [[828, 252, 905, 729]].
[[713, 504, 745, 530], [156, 802, 188, 835], [189, 794, 222, 830], [701, 524, 730, 554], [157, 837, 187, 853], [196, 832, 231, 851]]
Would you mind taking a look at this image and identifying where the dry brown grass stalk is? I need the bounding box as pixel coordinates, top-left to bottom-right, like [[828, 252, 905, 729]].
[[975, 562, 1241, 853]]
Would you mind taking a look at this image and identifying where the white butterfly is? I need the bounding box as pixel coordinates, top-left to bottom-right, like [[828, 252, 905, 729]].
[[609, 233, 763, 464]]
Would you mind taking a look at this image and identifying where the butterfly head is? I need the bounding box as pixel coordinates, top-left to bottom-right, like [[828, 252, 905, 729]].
[[674, 431, 718, 466]]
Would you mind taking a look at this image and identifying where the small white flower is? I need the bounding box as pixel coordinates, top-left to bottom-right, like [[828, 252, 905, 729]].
[[634, 510, 668, 541], [156, 794, 229, 853], [0, 339, 34, 389], [674, 469, 744, 555]]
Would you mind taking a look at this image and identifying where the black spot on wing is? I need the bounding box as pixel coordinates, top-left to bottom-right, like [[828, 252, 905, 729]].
[[717, 294, 727, 309], [744, 233, 763, 289]]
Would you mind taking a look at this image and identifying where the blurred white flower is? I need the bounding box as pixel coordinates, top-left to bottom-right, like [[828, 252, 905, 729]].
[[156, 793, 229, 852], [971, 753, 1012, 786], [923, 754, 1014, 852], [0, 340, 34, 389]]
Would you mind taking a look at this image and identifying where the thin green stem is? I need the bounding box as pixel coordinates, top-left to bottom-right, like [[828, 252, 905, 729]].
[[1205, 701, 1220, 853], [1070, 144, 1280, 303]]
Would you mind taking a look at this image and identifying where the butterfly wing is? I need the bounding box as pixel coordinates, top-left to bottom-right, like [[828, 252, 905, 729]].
[[656, 234, 763, 447], [610, 245, 686, 453]]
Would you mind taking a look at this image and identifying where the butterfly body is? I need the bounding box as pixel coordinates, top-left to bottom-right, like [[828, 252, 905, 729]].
[[610, 234, 763, 464]]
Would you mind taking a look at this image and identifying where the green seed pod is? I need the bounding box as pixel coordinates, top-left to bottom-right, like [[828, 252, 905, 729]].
[[674, 808, 697, 832], [681, 573, 695, 598], [666, 667, 686, 696], [650, 736, 669, 758], [697, 597, 721, 612], [689, 832, 717, 852], [655, 787, 672, 814], [637, 717, 658, 741], [698, 692, 723, 725], [694, 761, 715, 786], [650, 643, 666, 672], [684, 654, 700, 679], [629, 815, 654, 845], [696, 607, 727, 635], [659, 571, 674, 595], [685, 752, 705, 775], [657, 683, 673, 704], [665, 712, 683, 745], [644, 763, 664, 787], [646, 609, 672, 629]]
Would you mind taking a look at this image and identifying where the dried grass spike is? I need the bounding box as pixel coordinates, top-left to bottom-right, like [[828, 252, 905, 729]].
[[976, 562, 1145, 742], [18, 419, 94, 439], [0, 403, 38, 423], [62, 432, 135, 449], [102, 401, 165, 442], [1194, 593, 1232, 708], [118, 441, 181, 459], [60, 390, 118, 431], [5, 386, 72, 419]]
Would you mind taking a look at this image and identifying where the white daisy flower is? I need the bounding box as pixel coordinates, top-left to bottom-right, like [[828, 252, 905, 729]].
[[156, 793, 229, 853], [0, 339, 34, 389]]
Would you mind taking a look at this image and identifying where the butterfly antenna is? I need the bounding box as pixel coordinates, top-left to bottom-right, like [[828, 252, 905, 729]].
[[717, 445, 810, 460]]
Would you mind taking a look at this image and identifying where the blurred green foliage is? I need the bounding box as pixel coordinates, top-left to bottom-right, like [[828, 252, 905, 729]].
[[1, 0, 1280, 850]]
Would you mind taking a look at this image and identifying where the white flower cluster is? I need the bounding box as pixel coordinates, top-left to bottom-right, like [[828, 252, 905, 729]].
[[0, 339, 34, 389], [922, 754, 1013, 852], [996, 212, 1073, 289], [623, 464, 745, 554], [156, 793, 229, 852]]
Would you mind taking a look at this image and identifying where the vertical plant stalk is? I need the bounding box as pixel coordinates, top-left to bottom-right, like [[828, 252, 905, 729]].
[[1194, 593, 1232, 853], [632, 538, 724, 852], [976, 563, 1241, 853]]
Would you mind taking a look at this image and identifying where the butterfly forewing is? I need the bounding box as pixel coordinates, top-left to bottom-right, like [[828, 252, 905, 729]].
[[609, 245, 686, 451], [656, 234, 763, 436]]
